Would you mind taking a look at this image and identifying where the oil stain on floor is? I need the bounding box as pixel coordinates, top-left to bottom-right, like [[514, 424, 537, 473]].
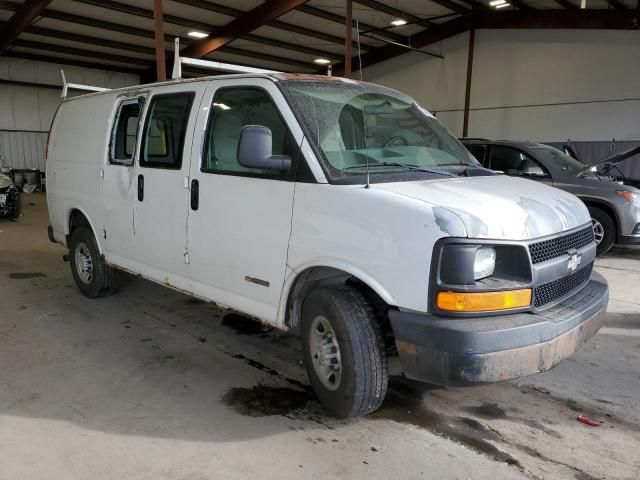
[[222, 385, 313, 417], [9, 272, 46, 279], [463, 402, 563, 439], [372, 378, 523, 469]]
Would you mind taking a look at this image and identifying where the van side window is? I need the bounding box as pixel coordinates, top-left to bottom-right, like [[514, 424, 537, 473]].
[[202, 87, 297, 177], [140, 92, 194, 169], [110, 100, 141, 165]]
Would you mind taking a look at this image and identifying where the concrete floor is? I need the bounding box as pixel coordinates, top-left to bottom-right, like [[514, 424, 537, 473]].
[[1, 193, 639, 480]]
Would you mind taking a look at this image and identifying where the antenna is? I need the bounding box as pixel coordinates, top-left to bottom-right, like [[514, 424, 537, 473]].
[[355, 20, 370, 189]]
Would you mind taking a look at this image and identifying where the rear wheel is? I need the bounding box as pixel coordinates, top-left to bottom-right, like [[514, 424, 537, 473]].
[[301, 285, 388, 418], [589, 206, 615, 256], [69, 226, 117, 298]]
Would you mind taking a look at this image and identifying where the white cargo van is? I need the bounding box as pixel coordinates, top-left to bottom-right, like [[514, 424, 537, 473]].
[[47, 70, 608, 418]]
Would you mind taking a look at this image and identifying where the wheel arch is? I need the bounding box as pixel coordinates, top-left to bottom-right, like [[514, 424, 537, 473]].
[[579, 197, 619, 237], [279, 261, 394, 333], [66, 207, 104, 253]]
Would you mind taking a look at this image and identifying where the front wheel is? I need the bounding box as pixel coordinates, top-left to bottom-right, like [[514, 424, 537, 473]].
[[589, 206, 615, 256], [69, 226, 118, 298], [301, 285, 388, 418]]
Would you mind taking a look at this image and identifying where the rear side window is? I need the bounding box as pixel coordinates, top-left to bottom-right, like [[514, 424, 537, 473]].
[[202, 87, 298, 177], [140, 92, 194, 169], [110, 100, 141, 165]]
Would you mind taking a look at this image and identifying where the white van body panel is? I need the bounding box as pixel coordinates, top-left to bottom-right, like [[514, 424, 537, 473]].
[[375, 175, 591, 240], [284, 183, 450, 314], [132, 82, 206, 285], [47, 93, 117, 250]]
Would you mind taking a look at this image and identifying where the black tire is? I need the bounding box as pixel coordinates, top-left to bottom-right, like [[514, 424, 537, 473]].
[[588, 206, 615, 256], [301, 285, 388, 418], [9, 192, 21, 220], [69, 226, 117, 298]]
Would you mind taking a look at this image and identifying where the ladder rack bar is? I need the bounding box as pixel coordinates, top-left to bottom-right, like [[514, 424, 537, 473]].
[[60, 70, 110, 98], [171, 38, 279, 79]]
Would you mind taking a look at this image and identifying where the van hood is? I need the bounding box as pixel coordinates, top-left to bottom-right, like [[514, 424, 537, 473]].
[[375, 176, 590, 240]]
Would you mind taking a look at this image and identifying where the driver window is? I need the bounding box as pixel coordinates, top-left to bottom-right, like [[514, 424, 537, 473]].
[[489, 146, 548, 177], [202, 87, 297, 176]]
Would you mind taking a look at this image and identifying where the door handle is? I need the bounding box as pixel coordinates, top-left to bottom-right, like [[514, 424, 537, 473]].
[[137, 174, 144, 202], [191, 178, 199, 211]]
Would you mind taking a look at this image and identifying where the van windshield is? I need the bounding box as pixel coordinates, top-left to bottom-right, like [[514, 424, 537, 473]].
[[279, 80, 480, 183]]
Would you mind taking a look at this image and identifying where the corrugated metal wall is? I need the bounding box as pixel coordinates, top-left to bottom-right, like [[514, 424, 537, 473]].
[[0, 130, 48, 171]]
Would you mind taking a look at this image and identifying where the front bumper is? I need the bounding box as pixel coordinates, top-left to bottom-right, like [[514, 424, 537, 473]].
[[389, 271, 608, 386], [617, 233, 640, 246]]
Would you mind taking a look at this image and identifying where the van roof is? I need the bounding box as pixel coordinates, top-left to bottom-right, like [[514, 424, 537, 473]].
[[63, 73, 362, 102]]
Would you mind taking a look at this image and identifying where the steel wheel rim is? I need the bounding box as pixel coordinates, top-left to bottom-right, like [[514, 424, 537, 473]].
[[592, 218, 604, 245], [75, 241, 94, 284], [309, 315, 342, 391]]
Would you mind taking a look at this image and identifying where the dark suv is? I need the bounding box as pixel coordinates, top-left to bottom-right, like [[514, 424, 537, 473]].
[[461, 139, 640, 255]]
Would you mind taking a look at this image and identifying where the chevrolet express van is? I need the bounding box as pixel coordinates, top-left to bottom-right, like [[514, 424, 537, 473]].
[[47, 73, 609, 418]]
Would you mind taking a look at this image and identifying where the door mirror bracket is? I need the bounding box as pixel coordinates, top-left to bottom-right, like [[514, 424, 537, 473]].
[[237, 125, 291, 172]]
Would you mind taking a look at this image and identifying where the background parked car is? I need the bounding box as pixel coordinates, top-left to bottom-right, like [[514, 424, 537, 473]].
[[461, 139, 640, 256], [0, 173, 21, 220]]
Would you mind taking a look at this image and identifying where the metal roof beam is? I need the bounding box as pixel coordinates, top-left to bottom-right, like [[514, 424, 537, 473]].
[[296, 4, 407, 42], [180, 0, 312, 58], [1, 51, 142, 74], [352, 0, 437, 27], [171, 0, 373, 49], [0, 0, 53, 54], [0, 2, 319, 70], [332, 9, 638, 75], [70, 0, 348, 58]]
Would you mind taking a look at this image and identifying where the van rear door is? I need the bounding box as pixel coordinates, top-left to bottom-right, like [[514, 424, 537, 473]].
[[133, 83, 205, 288]]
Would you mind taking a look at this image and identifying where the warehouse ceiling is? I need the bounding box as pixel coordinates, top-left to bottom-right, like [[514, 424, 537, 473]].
[[0, 0, 638, 79]]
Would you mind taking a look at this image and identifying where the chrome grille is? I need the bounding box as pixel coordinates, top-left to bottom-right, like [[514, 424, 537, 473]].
[[529, 226, 594, 264], [534, 262, 593, 308]]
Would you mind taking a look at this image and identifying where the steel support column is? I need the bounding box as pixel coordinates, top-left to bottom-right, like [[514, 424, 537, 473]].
[[345, 0, 352, 77], [153, 0, 166, 81], [462, 28, 475, 137]]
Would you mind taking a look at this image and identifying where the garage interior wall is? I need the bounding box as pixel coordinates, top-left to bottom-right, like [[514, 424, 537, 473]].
[[361, 29, 640, 144], [0, 58, 139, 171]]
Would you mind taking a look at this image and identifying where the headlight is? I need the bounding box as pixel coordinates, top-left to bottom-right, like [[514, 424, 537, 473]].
[[616, 190, 640, 203], [474, 247, 496, 280]]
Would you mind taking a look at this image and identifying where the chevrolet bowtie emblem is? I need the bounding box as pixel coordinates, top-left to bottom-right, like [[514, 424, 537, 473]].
[[567, 253, 582, 272]]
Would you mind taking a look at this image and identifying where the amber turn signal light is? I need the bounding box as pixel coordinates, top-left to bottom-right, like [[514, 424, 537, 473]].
[[436, 289, 532, 312]]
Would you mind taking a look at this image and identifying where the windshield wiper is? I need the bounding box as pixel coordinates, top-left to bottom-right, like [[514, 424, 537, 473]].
[[343, 162, 456, 177], [436, 162, 481, 167]]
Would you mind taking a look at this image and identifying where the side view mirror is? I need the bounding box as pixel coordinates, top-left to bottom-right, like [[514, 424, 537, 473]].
[[237, 125, 291, 172]]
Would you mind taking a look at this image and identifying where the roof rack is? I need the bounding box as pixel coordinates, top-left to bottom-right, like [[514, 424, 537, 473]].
[[171, 38, 279, 80], [60, 70, 111, 98]]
